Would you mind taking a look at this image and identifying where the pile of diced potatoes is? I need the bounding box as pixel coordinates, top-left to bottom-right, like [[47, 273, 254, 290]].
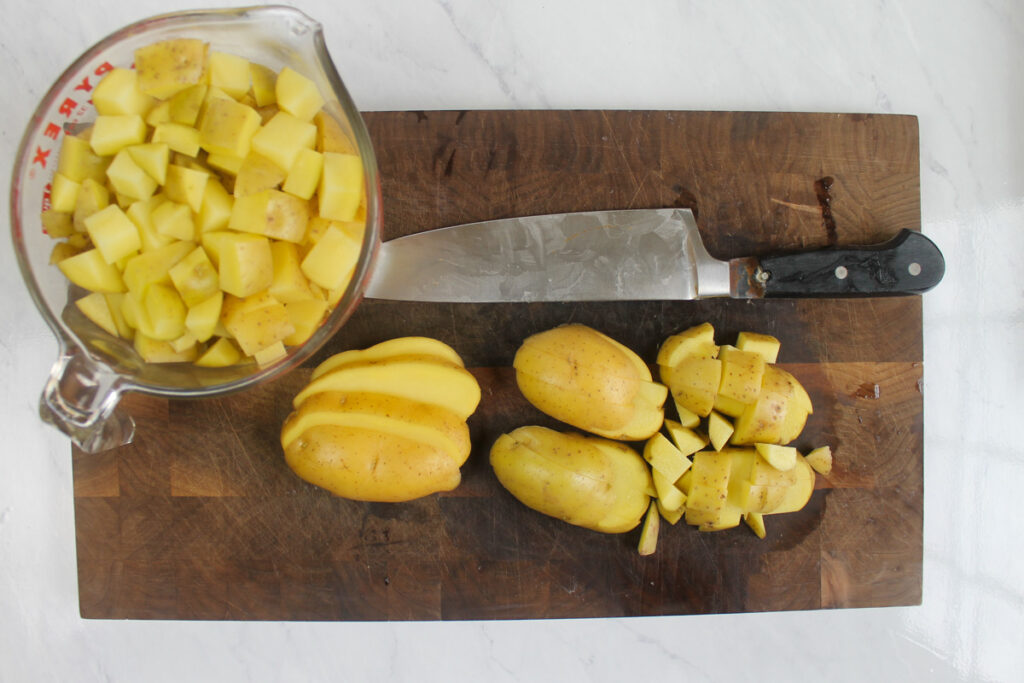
[[42, 39, 366, 367]]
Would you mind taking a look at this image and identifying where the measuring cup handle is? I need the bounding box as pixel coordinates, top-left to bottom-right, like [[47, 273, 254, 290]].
[[39, 348, 135, 453]]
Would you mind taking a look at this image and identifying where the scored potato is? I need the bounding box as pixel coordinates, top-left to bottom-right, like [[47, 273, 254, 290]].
[[46, 38, 368, 368]]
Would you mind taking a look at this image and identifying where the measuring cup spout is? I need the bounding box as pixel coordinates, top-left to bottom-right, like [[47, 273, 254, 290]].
[[40, 347, 134, 453]]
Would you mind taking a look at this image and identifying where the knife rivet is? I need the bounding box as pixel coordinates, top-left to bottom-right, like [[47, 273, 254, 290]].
[[834, 265, 849, 280], [908, 262, 922, 276], [755, 269, 771, 284]]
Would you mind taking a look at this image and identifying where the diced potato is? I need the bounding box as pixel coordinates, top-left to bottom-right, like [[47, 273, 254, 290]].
[[707, 410, 734, 451], [198, 97, 262, 158], [233, 152, 286, 197], [42, 209, 74, 238], [50, 241, 81, 264], [282, 298, 327, 346], [805, 446, 833, 475], [662, 421, 708, 456], [713, 393, 747, 418], [229, 189, 308, 242], [744, 512, 767, 539], [736, 331, 781, 364], [249, 63, 277, 107], [168, 246, 219, 306], [143, 283, 187, 340], [657, 497, 686, 525], [196, 181, 233, 233], [135, 38, 209, 99], [106, 149, 157, 201], [206, 153, 244, 177], [637, 501, 660, 556], [122, 240, 195, 296], [103, 293, 134, 339], [220, 292, 294, 356], [318, 152, 363, 222], [163, 164, 209, 212], [207, 51, 251, 99], [126, 195, 173, 252], [151, 201, 194, 241], [83, 204, 141, 264], [145, 100, 172, 127], [185, 291, 223, 343], [93, 68, 154, 116], [314, 111, 356, 154], [269, 241, 314, 303], [251, 111, 317, 172], [58, 248, 125, 293], [651, 466, 686, 512], [152, 122, 201, 157], [663, 357, 722, 418], [50, 173, 80, 213], [57, 135, 108, 183], [686, 451, 732, 514], [126, 143, 169, 185], [75, 292, 119, 336], [276, 67, 324, 121], [642, 433, 691, 482], [253, 340, 287, 367], [215, 232, 273, 297], [168, 83, 208, 126], [657, 322, 719, 366], [282, 148, 324, 200], [195, 336, 241, 367], [90, 115, 147, 156], [72, 178, 110, 233], [300, 223, 360, 290], [134, 332, 198, 363], [755, 443, 798, 471]]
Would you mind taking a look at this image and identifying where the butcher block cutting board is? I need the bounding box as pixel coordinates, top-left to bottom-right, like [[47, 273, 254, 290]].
[[72, 110, 924, 620]]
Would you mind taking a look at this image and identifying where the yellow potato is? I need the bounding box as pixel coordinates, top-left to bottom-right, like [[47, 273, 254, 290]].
[[489, 425, 653, 534], [513, 324, 666, 440]]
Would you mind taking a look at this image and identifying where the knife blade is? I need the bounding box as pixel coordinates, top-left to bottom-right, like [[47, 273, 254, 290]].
[[363, 208, 944, 302]]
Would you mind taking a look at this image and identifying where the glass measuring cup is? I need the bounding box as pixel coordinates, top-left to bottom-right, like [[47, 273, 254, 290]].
[[9, 6, 382, 453]]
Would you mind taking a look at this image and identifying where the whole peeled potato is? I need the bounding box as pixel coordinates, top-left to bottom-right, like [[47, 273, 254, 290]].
[[490, 425, 654, 533], [513, 324, 667, 440]]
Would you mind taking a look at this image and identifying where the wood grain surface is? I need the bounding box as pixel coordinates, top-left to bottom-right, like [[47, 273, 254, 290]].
[[73, 110, 924, 620]]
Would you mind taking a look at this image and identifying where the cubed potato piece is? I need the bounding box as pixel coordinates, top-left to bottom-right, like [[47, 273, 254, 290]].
[[90, 115, 147, 156], [637, 501, 660, 556], [152, 123, 201, 157], [58, 249, 125, 293], [42, 209, 75, 238], [657, 497, 686, 525], [206, 152, 244, 177], [276, 67, 324, 121], [253, 340, 287, 367], [150, 200, 194, 241], [642, 433, 691, 482], [84, 204, 140, 264], [163, 164, 209, 213], [707, 410, 734, 451], [269, 241, 315, 303], [282, 298, 328, 346], [57, 135, 108, 184], [657, 322, 719, 366], [220, 292, 294, 356], [744, 512, 767, 539], [103, 293, 134, 339], [145, 100, 172, 127], [93, 68, 154, 116], [663, 357, 722, 417], [233, 152, 286, 197], [685, 450, 732, 514], [713, 393, 748, 418], [318, 152, 363, 222], [126, 195, 173, 252], [135, 38, 208, 99], [731, 365, 794, 445], [282, 148, 324, 200], [126, 143, 169, 185], [314, 110, 356, 154], [755, 443, 798, 472], [195, 336, 241, 367], [134, 332, 199, 363], [662, 421, 708, 456], [122, 240, 195, 297], [302, 215, 332, 246], [229, 189, 308, 242], [249, 62, 277, 107], [199, 97, 262, 158], [736, 331, 781, 364], [197, 181, 234, 233], [216, 232, 273, 297], [72, 178, 110, 233], [207, 51, 251, 99], [185, 291, 223, 343], [717, 345, 765, 406], [143, 283, 187, 341], [805, 446, 833, 475], [75, 292, 119, 336], [300, 223, 361, 290], [50, 173, 80, 212], [651, 466, 686, 513], [168, 246, 219, 306], [251, 111, 317, 172], [50, 241, 81, 264], [106, 149, 157, 201], [165, 83, 207, 126]]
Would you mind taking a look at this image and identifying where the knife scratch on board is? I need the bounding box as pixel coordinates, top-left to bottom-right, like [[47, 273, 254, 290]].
[[769, 198, 819, 213]]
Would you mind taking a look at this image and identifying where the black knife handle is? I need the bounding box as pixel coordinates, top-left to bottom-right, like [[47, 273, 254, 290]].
[[730, 230, 945, 298]]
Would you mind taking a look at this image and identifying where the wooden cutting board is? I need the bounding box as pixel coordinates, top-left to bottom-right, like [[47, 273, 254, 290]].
[[72, 111, 924, 620]]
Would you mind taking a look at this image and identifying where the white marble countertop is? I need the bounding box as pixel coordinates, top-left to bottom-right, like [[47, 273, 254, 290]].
[[1, 1, 1020, 680]]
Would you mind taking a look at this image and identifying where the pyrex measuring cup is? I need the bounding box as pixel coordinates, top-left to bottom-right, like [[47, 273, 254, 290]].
[[10, 6, 382, 453]]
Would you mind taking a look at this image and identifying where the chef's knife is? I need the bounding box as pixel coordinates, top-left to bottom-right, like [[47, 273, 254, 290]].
[[364, 208, 944, 302]]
